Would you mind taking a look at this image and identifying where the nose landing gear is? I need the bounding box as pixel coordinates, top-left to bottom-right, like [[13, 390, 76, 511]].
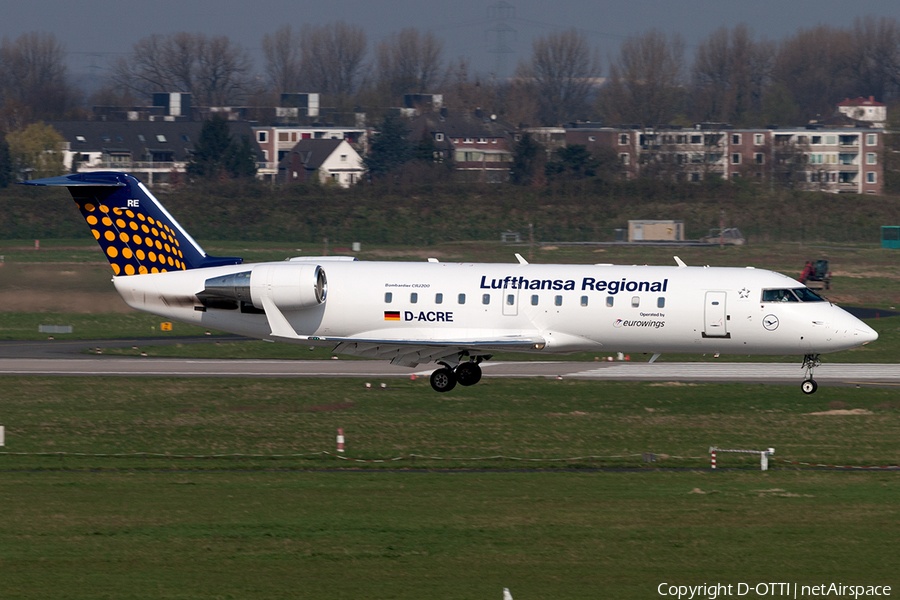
[[801, 354, 821, 394]]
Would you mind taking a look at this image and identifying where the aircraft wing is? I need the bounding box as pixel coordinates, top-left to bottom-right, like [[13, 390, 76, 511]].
[[309, 334, 546, 367]]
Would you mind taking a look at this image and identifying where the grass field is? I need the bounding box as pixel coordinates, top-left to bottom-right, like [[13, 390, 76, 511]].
[[2, 237, 899, 598], [3, 378, 900, 468], [1, 378, 899, 598], [2, 470, 898, 599]]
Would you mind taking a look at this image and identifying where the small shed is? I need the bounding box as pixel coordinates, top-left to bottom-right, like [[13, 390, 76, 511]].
[[628, 220, 684, 242], [882, 226, 900, 249]]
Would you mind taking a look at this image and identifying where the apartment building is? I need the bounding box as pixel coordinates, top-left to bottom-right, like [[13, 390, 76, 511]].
[[564, 124, 884, 194]]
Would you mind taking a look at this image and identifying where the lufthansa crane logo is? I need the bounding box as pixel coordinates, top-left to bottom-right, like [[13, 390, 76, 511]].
[[763, 314, 780, 331]]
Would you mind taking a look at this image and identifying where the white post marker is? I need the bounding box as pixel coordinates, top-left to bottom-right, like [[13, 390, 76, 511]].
[[503, 588, 514, 600], [761, 448, 775, 471], [337, 428, 345, 453], [0, 425, 4, 447]]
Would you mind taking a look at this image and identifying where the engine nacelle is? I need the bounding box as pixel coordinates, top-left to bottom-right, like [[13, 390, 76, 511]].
[[200, 263, 326, 311], [249, 263, 327, 311]]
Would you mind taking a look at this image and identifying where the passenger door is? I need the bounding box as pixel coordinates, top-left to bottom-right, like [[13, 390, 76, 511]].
[[703, 291, 730, 338]]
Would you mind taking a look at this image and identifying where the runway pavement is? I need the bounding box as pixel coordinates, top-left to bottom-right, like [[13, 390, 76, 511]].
[[0, 336, 250, 359], [0, 356, 899, 388]]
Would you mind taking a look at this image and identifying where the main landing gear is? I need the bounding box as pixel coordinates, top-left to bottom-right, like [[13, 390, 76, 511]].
[[429, 357, 486, 393], [801, 354, 821, 394]]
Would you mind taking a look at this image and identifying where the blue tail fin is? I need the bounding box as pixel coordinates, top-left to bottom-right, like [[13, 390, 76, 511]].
[[22, 172, 242, 276]]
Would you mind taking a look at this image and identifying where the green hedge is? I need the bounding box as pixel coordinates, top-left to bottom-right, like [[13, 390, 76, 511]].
[[2, 178, 899, 245]]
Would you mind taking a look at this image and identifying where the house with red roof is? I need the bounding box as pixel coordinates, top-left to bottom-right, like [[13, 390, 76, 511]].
[[837, 97, 887, 127]]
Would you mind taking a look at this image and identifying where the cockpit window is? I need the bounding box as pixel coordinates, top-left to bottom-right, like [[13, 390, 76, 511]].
[[761, 288, 825, 302], [762, 289, 799, 302], [791, 287, 826, 302]]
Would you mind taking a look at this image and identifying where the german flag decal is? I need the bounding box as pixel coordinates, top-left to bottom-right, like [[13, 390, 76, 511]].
[[384, 311, 401, 321]]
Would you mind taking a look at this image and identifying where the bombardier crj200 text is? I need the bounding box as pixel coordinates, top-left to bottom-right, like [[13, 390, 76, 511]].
[[25, 172, 878, 393]]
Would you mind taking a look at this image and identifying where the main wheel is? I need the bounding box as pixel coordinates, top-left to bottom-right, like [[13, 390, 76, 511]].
[[430, 368, 457, 393], [455, 362, 482, 386], [801, 379, 818, 394]]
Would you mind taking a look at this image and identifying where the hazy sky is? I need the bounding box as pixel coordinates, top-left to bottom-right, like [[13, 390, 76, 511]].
[[3, 0, 900, 85]]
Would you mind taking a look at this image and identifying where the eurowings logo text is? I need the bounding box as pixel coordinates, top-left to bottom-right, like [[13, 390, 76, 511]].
[[614, 319, 666, 329]]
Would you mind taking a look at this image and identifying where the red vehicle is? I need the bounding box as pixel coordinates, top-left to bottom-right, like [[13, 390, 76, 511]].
[[800, 260, 832, 290]]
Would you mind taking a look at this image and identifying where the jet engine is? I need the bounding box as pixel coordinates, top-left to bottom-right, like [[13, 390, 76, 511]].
[[199, 263, 327, 311]]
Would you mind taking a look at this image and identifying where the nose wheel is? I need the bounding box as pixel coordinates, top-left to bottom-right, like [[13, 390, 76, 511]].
[[801, 354, 821, 394]]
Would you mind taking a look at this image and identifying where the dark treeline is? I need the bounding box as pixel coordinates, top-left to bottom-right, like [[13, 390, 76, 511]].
[[4, 178, 900, 245], [3, 17, 900, 132]]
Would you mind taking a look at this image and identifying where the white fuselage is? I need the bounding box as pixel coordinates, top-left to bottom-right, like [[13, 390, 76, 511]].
[[113, 260, 877, 358]]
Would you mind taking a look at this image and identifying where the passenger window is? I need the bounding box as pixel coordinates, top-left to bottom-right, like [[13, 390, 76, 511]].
[[581, 296, 588, 307], [632, 296, 640, 308], [458, 293, 466, 304], [531, 295, 539, 306], [435, 293, 443, 304], [555, 295, 562, 306], [385, 292, 393, 303], [482, 294, 490, 305], [410, 292, 418, 304], [606, 296, 614, 307], [506, 294, 514, 305], [657, 297, 665, 308]]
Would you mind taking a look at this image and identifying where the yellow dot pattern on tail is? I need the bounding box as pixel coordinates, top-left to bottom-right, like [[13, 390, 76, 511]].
[[23, 172, 242, 275], [78, 202, 186, 275]]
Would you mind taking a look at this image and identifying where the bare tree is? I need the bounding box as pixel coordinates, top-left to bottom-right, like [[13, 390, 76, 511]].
[[517, 29, 601, 126], [197, 36, 254, 106], [847, 16, 900, 103], [114, 33, 254, 106], [691, 24, 773, 125], [300, 22, 367, 98], [375, 28, 444, 101], [772, 26, 855, 123], [496, 78, 540, 128], [0, 32, 76, 120], [599, 30, 685, 127], [262, 25, 303, 94], [442, 58, 500, 114]]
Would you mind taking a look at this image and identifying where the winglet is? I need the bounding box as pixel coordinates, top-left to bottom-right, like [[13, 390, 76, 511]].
[[674, 256, 687, 268], [515, 253, 529, 265]]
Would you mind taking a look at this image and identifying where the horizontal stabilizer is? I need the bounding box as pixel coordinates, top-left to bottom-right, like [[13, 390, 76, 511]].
[[22, 173, 126, 187]]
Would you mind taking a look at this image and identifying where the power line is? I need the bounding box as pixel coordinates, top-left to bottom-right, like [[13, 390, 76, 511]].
[[512, 16, 631, 42]]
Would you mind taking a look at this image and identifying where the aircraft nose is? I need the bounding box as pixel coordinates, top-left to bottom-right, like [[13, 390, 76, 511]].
[[857, 322, 878, 345]]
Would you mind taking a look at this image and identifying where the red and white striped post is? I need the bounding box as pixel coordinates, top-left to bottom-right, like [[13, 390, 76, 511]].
[[711, 449, 717, 469], [336, 428, 345, 453]]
